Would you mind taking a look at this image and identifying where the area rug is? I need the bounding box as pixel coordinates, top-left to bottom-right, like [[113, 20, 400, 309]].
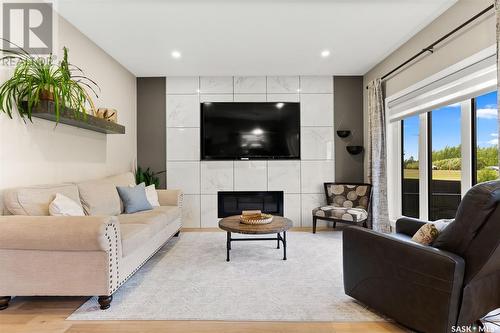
[[67, 231, 384, 321]]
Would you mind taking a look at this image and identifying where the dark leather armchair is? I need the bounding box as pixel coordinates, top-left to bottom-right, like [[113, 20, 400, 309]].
[[343, 180, 500, 333]]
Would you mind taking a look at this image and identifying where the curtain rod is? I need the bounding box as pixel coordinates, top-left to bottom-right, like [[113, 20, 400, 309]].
[[366, 4, 495, 90]]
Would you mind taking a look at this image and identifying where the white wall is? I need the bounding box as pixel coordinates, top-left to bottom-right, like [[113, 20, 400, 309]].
[[166, 76, 335, 228], [0, 16, 137, 212]]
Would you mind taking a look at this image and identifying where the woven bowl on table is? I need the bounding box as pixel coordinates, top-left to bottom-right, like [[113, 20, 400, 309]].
[[240, 213, 274, 225]]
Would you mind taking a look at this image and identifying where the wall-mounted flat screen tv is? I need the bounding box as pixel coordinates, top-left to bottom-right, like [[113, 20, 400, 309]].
[[201, 102, 300, 160]]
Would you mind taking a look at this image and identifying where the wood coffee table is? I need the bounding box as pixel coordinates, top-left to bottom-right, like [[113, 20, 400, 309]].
[[218, 215, 293, 261]]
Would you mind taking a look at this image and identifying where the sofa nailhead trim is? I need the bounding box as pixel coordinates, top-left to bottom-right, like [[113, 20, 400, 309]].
[[110, 228, 181, 294], [104, 222, 119, 295]]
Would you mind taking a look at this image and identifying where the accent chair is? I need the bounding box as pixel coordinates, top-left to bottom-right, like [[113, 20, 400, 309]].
[[312, 183, 372, 233]]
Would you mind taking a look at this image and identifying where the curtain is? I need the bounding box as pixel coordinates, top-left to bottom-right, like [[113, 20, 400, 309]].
[[367, 79, 390, 233], [497, 0, 500, 172]]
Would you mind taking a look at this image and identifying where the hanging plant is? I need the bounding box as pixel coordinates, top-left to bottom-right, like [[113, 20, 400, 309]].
[[0, 39, 100, 121]]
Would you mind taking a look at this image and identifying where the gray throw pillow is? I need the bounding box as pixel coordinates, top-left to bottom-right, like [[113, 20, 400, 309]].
[[116, 183, 153, 214]]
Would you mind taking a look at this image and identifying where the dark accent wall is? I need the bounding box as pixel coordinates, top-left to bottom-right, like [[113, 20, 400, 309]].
[[137, 77, 166, 188], [334, 76, 364, 183]]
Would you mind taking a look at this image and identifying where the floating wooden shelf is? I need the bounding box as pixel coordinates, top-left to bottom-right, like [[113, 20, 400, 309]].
[[24, 100, 125, 134]]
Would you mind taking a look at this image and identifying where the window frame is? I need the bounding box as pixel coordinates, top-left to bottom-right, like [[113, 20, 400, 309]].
[[395, 96, 492, 221], [427, 111, 433, 220], [401, 117, 420, 218], [471, 98, 478, 185]]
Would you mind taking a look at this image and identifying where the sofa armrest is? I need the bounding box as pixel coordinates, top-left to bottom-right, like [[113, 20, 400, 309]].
[[395, 216, 428, 237], [0, 215, 119, 252], [343, 226, 464, 333], [157, 189, 183, 208]]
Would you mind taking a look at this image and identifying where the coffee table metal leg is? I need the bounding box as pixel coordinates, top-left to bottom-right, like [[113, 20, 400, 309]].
[[277, 233, 280, 249], [226, 231, 231, 262], [283, 231, 287, 260]]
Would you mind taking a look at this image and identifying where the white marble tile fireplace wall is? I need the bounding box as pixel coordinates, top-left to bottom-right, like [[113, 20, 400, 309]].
[[166, 76, 334, 228]]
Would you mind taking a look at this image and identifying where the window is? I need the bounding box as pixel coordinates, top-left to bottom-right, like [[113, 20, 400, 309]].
[[429, 104, 462, 220], [388, 49, 497, 224], [473, 91, 499, 184], [398, 91, 498, 221], [402, 116, 419, 218]]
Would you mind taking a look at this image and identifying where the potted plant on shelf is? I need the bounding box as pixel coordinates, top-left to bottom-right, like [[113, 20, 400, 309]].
[[0, 39, 100, 122]]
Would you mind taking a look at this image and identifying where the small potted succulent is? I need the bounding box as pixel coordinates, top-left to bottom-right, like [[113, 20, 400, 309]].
[[0, 39, 100, 122]]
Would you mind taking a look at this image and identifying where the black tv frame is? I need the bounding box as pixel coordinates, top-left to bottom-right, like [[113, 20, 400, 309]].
[[200, 102, 301, 161]]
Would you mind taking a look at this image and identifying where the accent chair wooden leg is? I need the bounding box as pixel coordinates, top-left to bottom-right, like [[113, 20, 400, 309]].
[[174, 231, 180, 237], [313, 216, 317, 234], [0, 296, 11, 310], [98, 295, 113, 310], [333, 221, 337, 229]]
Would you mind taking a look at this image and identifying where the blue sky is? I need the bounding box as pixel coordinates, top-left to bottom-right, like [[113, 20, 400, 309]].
[[476, 91, 498, 148], [403, 91, 498, 161]]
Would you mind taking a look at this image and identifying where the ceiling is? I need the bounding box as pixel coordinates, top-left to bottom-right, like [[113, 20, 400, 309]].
[[56, 0, 457, 77]]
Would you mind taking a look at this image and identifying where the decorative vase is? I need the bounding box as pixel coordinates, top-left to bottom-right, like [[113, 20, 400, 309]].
[[96, 108, 118, 123]]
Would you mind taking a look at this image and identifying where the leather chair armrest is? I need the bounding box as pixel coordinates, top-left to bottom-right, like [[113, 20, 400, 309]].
[[344, 226, 464, 287], [157, 189, 183, 208], [395, 217, 428, 237], [0, 215, 119, 252], [343, 226, 465, 333]]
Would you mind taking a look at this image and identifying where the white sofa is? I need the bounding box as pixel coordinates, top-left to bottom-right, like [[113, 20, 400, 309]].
[[0, 172, 182, 310]]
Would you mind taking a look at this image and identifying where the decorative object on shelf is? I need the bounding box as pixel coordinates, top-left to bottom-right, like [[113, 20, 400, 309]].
[[135, 166, 165, 188], [336, 130, 351, 138], [96, 108, 118, 123], [346, 145, 364, 155], [240, 210, 274, 225], [24, 100, 125, 134], [0, 40, 100, 121]]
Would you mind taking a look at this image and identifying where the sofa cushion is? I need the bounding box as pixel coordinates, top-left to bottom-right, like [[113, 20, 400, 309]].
[[117, 206, 181, 236], [107, 172, 136, 213], [106, 172, 136, 188], [120, 223, 151, 257], [3, 184, 81, 216], [77, 172, 135, 216], [433, 180, 500, 255]]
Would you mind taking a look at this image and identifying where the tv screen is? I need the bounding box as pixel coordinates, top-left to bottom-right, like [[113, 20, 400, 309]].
[[201, 102, 300, 160]]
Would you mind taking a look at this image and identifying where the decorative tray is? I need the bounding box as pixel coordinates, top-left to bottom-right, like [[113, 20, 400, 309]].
[[240, 213, 273, 225]]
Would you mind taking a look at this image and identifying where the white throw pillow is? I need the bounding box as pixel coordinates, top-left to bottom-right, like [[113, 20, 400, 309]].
[[49, 193, 85, 216], [145, 184, 160, 207], [128, 184, 160, 207]]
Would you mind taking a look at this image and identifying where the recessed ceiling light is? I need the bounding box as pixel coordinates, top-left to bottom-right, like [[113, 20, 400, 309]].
[[171, 50, 181, 59], [321, 50, 331, 58]]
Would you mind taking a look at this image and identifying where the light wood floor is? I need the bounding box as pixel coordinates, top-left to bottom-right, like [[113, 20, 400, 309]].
[[0, 228, 406, 333]]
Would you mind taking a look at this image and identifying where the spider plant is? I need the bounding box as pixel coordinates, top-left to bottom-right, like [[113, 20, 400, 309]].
[[135, 166, 166, 188], [0, 39, 100, 122]]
